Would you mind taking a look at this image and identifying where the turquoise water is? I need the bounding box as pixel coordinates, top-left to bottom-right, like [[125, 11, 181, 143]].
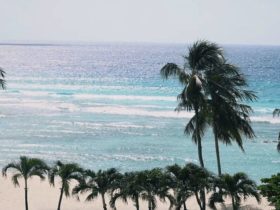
[[0, 43, 279, 182]]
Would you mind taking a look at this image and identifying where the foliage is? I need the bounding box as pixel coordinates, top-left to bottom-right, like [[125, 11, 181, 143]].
[[209, 172, 260, 210], [48, 161, 83, 210], [2, 156, 49, 186], [2, 156, 48, 210], [1, 157, 268, 210], [160, 40, 256, 179], [73, 168, 121, 210], [258, 173, 280, 210]]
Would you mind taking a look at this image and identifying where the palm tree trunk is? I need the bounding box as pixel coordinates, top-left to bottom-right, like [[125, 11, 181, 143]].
[[194, 106, 206, 210], [148, 198, 152, 210], [148, 201, 151, 210], [24, 178, 28, 210], [183, 202, 187, 210], [195, 106, 205, 168], [214, 130, 222, 176], [101, 193, 107, 210], [231, 196, 237, 210], [194, 192, 203, 210], [57, 184, 64, 210], [135, 197, 140, 210]]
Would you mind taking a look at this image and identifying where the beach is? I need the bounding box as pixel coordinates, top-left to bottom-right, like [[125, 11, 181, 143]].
[[0, 175, 273, 210]]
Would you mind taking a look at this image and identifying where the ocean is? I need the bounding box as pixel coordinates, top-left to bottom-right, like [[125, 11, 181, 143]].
[[0, 43, 279, 182]]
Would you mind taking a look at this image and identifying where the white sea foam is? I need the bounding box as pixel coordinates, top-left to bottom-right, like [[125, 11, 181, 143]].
[[0, 92, 279, 123], [251, 116, 280, 124], [20, 90, 51, 97], [54, 121, 154, 129], [84, 105, 193, 118], [9, 83, 166, 92], [74, 94, 175, 102], [0, 98, 79, 113], [89, 154, 175, 162]]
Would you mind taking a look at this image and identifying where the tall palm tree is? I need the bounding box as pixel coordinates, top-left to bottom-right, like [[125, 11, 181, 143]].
[[48, 161, 83, 210], [166, 164, 193, 210], [273, 108, 280, 152], [73, 168, 120, 210], [161, 41, 256, 177], [205, 62, 256, 176], [0, 67, 6, 89], [209, 172, 260, 210], [2, 156, 49, 210], [161, 40, 225, 209], [110, 172, 144, 210]]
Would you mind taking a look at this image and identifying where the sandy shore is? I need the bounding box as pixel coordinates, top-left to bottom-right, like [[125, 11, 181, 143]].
[[0, 176, 273, 210]]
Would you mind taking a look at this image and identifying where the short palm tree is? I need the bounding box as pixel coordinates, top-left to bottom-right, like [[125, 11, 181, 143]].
[[273, 108, 280, 152], [209, 172, 260, 210], [181, 163, 212, 210], [73, 168, 120, 210], [2, 156, 49, 210], [139, 168, 174, 210], [48, 161, 83, 210], [166, 164, 193, 210], [110, 172, 144, 210]]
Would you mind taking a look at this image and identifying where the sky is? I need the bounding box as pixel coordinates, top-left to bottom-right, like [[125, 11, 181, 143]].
[[0, 0, 279, 45]]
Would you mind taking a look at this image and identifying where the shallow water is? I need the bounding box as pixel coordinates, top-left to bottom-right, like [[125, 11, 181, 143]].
[[0, 43, 279, 181]]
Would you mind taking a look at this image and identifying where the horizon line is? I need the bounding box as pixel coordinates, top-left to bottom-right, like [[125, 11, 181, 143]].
[[0, 40, 280, 47]]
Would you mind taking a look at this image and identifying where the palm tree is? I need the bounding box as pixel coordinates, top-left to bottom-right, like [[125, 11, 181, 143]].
[[205, 61, 256, 176], [139, 168, 174, 210], [48, 161, 83, 210], [160, 40, 225, 209], [181, 163, 212, 210], [209, 172, 260, 210], [73, 168, 120, 210], [2, 156, 49, 210], [161, 41, 256, 178], [166, 164, 193, 210], [273, 108, 280, 152], [0, 67, 6, 89], [110, 172, 144, 210]]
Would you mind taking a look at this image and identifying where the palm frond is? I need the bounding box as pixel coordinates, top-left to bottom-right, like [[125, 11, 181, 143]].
[[273, 109, 280, 117], [11, 173, 22, 187], [2, 163, 21, 176]]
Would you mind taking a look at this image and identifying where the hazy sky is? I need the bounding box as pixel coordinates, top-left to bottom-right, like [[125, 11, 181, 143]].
[[1, 0, 279, 45]]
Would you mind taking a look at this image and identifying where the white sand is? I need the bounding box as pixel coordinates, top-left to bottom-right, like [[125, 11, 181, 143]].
[[0, 176, 273, 210]]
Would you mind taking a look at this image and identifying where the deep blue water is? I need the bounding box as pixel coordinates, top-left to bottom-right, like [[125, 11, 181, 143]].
[[0, 43, 279, 182]]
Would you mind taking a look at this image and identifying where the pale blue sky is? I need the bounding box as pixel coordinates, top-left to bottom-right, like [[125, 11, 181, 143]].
[[1, 0, 279, 45]]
